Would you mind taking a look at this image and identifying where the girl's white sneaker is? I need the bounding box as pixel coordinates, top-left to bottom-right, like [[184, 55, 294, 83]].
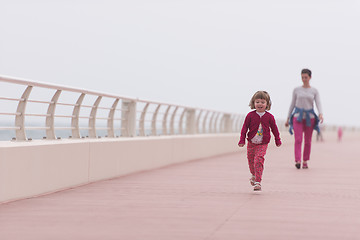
[[253, 182, 261, 191]]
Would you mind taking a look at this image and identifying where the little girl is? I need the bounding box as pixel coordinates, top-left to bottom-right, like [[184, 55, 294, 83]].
[[238, 91, 281, 191]]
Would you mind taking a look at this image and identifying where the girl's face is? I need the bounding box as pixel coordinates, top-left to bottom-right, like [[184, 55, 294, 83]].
[[254, 98, 267, 113]]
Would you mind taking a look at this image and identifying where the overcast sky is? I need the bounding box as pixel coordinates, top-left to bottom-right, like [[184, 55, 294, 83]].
[[1, 0, 360, 127]]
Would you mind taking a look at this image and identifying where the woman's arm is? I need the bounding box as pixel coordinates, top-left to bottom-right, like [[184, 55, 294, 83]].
[[315, 89, 324, 123]]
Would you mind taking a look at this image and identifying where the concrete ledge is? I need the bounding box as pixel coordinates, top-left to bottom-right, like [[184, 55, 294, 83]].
[[0, 133, 242, 203], [0, 141, 90, 203], [1, 130, 347, 203]]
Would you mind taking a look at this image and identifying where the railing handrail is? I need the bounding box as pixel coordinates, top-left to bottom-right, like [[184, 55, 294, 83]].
[[0, 75, 134, 101], [0, 75, 245, 141], [0, 75, 236, 115]]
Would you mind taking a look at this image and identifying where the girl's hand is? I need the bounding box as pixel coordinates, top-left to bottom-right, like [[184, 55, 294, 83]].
[[238, 144, 245, 147], [319, 114, 324, 123]]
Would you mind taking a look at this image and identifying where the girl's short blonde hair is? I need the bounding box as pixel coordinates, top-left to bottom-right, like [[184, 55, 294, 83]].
[[249, 91, 272, 110]]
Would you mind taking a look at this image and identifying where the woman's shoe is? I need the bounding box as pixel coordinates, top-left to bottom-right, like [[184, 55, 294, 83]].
[[254, 182, 261, 191], [303, 161, 308, 169], [295, 162, 301, 169]]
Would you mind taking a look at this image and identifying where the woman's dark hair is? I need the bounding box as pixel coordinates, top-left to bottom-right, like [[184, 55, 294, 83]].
[[301, 68, 312, 77]]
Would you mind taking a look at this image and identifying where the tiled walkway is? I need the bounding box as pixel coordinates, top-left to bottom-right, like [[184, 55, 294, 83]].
[[1, 134, 359, 240]]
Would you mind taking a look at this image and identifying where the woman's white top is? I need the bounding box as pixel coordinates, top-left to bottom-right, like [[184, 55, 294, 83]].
[[287, 86, 323, 119]]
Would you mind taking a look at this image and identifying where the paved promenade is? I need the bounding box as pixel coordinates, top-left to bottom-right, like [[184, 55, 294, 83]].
[[1, 133, 360, 240]]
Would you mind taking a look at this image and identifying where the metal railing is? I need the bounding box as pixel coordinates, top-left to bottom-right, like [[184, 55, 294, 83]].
[[0, 75, 245, 141]]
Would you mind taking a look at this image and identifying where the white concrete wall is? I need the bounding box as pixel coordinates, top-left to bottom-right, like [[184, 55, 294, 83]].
[[1, 130, 349, 203], [0, 133, 244, 203], [0, 140, 90, 203]]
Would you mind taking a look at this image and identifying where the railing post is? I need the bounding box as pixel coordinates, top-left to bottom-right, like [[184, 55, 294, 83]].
[[238, 115, 244, 132], [71, 93, 85, 139], [208, 112, 216, 133], [231, 115, 237, 133], [213, 113, 221, 133], [178, 108, 187, 134], [89, 96, 102, 138], [170, 106, 178, 135], [121, 100, 136, 137], [219, 115, 225, 133], [139, 103, 149, 136], [222, 114, 231, 133], [202, 111, 210, 134], [151, 104, 161, 136], [46, 90, 62, 139], [196, 110, 203, 134], [107, 98, 119, 138], [162, 105, 171, 135], [186, 108, 196, 134], [230, 115, 238, 132], [15, 86, 32, 141]]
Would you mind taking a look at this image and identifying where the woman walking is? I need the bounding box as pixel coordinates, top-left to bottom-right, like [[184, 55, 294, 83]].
[[285, 69, 323, 169]]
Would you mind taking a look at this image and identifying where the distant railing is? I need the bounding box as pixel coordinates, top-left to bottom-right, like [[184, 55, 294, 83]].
[[0, 75, 247, 141]]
